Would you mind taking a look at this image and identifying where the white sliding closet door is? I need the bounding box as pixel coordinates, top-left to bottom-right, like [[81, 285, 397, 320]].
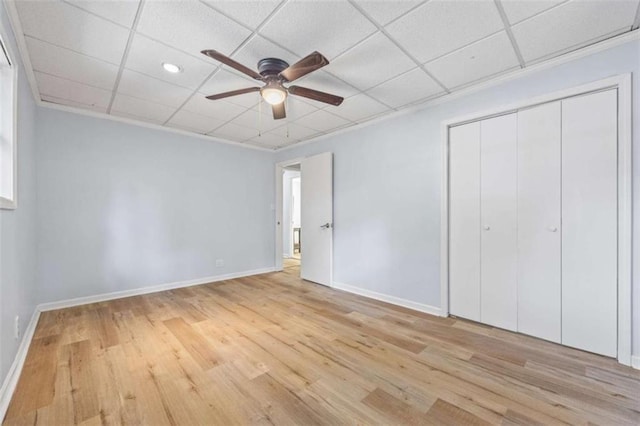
[[517, 102, 562, 343], [562, 90, 617, 357], [449, 122, 481, 321], [480, 114, 518, 331]]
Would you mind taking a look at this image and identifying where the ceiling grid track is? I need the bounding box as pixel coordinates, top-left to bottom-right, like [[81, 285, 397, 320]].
[[106, 0, 146, 114], [632, 1, 640, 30], [346, 0, 450, 95], [494, 0, 526, 68]]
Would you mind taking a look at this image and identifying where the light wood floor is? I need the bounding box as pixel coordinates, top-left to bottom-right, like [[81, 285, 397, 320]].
[[4, 265, 640, 425]]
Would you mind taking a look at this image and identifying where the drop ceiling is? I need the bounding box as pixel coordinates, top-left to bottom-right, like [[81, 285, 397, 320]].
[[8, 0, 640, 150]]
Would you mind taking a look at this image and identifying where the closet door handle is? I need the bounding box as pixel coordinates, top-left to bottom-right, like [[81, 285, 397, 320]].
[[483, 225, 490, 231], [548, 226, 558, 232]]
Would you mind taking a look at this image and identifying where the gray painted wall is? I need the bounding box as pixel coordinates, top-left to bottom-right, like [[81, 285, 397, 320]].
[[36, 110, 275, 303], [0, 6, 38, 386], [275, 39, 640, 356]]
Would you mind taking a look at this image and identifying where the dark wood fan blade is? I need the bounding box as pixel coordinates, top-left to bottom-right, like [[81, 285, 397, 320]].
[[279, 51, 329, 82], [287, 85, 343, 106], [272, 102, 286, 120], [205, 87, 260, 100], [201, 49, 263, 80]]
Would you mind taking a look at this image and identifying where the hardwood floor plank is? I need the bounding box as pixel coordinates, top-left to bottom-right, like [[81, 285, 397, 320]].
[[361, 387, 429, 425], [163, 317, 219, 370], [424, 399, 491, 426], [4, 334, 60, 420], [68, 340, 100, 424], [4, 263, 640, 425]]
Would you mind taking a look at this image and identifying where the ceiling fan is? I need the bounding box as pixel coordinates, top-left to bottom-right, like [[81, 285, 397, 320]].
[[201, 50, 344, 120]]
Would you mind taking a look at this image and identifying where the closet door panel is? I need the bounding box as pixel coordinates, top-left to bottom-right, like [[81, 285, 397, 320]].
[[480, 113, 518, 331], [562, 89, 617, 357], [449, 122, 481, 321], [517, 102, 561, 343]]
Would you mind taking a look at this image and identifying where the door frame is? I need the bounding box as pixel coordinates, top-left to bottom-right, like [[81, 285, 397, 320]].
[[440, 74, 632, 365], [275, 157, 304, 271]]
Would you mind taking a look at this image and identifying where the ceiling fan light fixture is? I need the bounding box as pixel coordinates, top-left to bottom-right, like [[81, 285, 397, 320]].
[[162, 62, 182, 73], [261, 83, 287, 105]]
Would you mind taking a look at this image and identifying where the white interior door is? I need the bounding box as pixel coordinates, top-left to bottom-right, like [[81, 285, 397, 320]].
[[449, 122, 481, 321], [517, 102, 562, 343], [301, 152, 333, 286], [480, 113, 518, 331], [561, 89, 618, 357]]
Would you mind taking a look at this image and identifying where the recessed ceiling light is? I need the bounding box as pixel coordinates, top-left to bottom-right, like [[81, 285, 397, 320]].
[[162, 62, 182, 73]]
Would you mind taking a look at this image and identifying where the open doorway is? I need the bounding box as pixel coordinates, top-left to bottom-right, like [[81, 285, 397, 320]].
[[275, 153, 333, 286], [282, 164, 301, 272]]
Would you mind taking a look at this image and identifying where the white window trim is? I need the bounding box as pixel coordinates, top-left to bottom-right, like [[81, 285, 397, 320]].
[[440, 74, 633, 366], [0, 27, 17, 210]]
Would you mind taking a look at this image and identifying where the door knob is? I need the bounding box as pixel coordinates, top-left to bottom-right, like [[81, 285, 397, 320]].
[[320, 223, 332, 229], [548, 226, 558, 232], [483, 225, 490, 231]]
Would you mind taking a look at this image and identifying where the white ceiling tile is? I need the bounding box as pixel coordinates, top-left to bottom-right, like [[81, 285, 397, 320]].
[[267, 121, 321, 141], [282, 97, 319, 120], [16, 0, 129, 64], [182, 95, 247, 122], [385, 0, 504, 63], [65, 0, 141, 27], [293, 109, 351, 132], [329, 32, 415, 90], [136, 1, 251, 58], [199, 69, 260, 108], [35, 71, 112, 108], [247, 132, 286, 148], [111, 110, 165, 125], [500, 0, 566, 25], [203, 0, 281, 28], [124, 34, 214, 90], [367, 68, 444, 108], [331, 93, 389, 122], [231, 108, 283, 132], [41, 94, 108, 113], [353, 0, 424, 25], [26, 37, 119, 90], [232, 36, 300, 73], [166, 110, 225, 134], [425, 31, 519, 89], [512, 0, 639, 63], [209, 122, 259, 141], [117, 69, 193, 107], [291, 70, 359, 102], [111, 93, 176, 122], [260, 0, 377, 58], [223, 93, 261, 109]]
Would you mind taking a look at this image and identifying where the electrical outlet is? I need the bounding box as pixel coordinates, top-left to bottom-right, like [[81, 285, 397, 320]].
[[14, 316, 20, 340], [215, 259, 224, 267]]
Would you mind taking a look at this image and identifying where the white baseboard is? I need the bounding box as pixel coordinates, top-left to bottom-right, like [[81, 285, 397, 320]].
[[0, 308, 41, 420], [38, 266, 277, 312], [332, 281, 443, 317], [0, 266, 276, 421], [631, 355, 640, 370]]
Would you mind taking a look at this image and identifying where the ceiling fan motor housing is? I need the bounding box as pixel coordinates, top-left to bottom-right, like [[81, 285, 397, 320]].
[[258, 58, 290, 79]]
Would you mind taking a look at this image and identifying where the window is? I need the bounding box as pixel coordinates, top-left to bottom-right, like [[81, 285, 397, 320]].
[[0, 33, 16, 209]]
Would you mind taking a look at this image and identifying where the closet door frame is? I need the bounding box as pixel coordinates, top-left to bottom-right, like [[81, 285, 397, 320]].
[[440, 73, 632, 366]]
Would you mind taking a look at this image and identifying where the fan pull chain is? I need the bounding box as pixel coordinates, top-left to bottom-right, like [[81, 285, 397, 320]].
[[258, 95, 262, 137], [286, 96, 290, 139]]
